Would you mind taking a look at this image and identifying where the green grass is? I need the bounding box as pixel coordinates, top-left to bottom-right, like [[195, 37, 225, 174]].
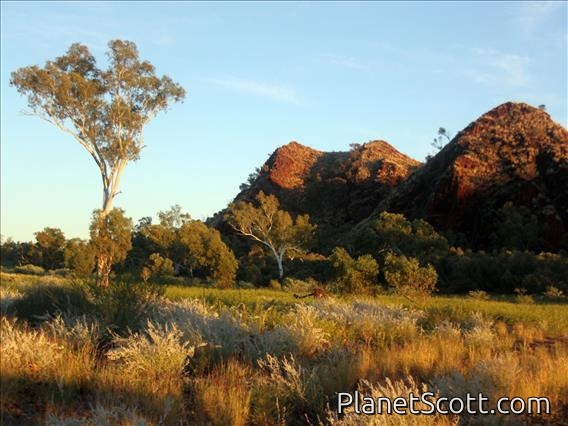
[[165, 285, 297, 305], [376, 295, 568, 337]]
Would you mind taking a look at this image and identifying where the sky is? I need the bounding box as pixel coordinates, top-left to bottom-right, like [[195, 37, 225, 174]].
[[1, 1, 567, 242]]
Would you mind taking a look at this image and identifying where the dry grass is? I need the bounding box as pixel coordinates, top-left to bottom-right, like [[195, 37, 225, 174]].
[[1, 278, 567, 424]]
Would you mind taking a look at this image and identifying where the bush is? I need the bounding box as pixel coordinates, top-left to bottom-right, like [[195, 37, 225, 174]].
[[8, 283, 95, 325], [146, 253, 175, 278], [178, 220, 238, 288], [514, 288, 535, 304], [237, 281, 256, 289], [384, 252, 438, 297], [468, 290, 490, 300], [269, 279, 282, 290], [14, 264, 45, 275], [10, 277, 165, 336], [329, 247, 378, 294], [543, 285, 564, 300], [87, 280, 165, 336], [106, 321, 190, 395], [64, 239, 95, 278], [282, 277, 312, 293]]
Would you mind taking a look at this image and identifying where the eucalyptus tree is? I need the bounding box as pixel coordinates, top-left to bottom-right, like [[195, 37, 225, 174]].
[[11, 40, 185, 286], [225, 191, 316, 280]]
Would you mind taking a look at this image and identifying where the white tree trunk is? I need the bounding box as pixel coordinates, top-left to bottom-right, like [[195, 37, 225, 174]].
[[276, 255, 284, 281], [269, 245, 285, 281]]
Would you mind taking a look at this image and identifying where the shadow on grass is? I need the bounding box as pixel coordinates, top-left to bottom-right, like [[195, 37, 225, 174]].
[[0, 371, 183, 425]]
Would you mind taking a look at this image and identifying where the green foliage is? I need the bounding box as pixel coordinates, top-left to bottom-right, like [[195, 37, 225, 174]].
[[10, 41, 185, 199], [8, 284, 95, 325], [34, 227, 66, 270], [491, 202, 538, 251], [64, 238, 95, 278], [0, 240, 39, 268], [11, 40, 185, 287], [179, 220, 238, 288], [157, 204, 191, 229], [383, 252, 438, 297], [329, 247, 379, 294], [431, 126, 451, 152], [352, 212, 449, 261], [239, 167, 261, 191], [90, 208, 133, 286], [87, 280, 164, 336], [436, 249, 568, 294], [514, 288, 535, 305], [226, 191, 316, 280], [146, 253, 175, 278], [14, 264, 45, 275]]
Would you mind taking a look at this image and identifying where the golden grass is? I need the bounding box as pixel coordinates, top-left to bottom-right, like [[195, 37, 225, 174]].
[[1, 275, 567, 424]]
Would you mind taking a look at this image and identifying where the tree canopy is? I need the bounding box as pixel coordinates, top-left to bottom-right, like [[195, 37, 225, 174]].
[[34, 227, 66, 270], [89, 208, 133, 287], [11, 40, 185, 286], [225, 191, 316, 280], [178, 220, 238, 287]]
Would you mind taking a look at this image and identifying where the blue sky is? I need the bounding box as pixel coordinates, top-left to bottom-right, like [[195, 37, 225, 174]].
[[1, 1, 566, 242]]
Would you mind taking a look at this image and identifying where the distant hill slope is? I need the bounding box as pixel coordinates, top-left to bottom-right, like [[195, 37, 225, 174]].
[[233, 140, 421, 227], [213, 102, 568, 251], [376, 102, 568, 249]]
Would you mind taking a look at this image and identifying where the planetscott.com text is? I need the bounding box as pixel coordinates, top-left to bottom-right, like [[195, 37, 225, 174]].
[[337, 391, 551, 416]]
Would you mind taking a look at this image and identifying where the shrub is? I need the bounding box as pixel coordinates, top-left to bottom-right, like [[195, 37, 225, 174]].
[[514, 288, 535, 305], [325, 376, 459, 425], [256, 354, 325, 423], [8, 283, 95, 324], [146, 253, 175, 278], [282, 277, 313, 293], [279, 305, 329, 357], [14, 264, 45, 275], [329, 247, 379, 294], [87, 280, 165, 336], [352, 211, 449, 260], [178, 220, 238, 288], [543, 285, 564, 300], [269, 279, 282, 290], [106, 321, 190, 395], [0, 316, 65, 372], [383, 252, 438, 297], [64, 238, 95, 278], [468, 289, 490, 300], [190, 360, 252, 426]]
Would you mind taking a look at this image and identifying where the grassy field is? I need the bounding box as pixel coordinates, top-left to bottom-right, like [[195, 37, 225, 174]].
[[1, 271, 567, 425]]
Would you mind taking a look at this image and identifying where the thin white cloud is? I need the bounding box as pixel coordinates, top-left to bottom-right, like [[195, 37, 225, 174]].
[[207, 77, 300, 103], [466, 48, 530, 87], [326, 54, 370, 71]]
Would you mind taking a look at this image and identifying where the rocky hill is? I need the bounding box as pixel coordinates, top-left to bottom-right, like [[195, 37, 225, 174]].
[[233, 140, 421, 228], [216, 102, 568, 251], [377, 102, 568, 250]]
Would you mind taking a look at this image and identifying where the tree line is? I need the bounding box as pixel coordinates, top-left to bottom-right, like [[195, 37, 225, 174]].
[[7, 39, 568, 297]]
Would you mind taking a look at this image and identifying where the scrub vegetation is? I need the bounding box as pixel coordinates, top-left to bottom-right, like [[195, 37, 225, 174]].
[[3, 39, 567, 425], [1, 271, 567, 425]]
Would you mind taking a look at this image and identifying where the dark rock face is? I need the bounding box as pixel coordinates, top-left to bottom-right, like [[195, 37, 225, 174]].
[[379, 102, 568, 249], [237, 140, 421, 227], [217, 102, 567, 251]]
